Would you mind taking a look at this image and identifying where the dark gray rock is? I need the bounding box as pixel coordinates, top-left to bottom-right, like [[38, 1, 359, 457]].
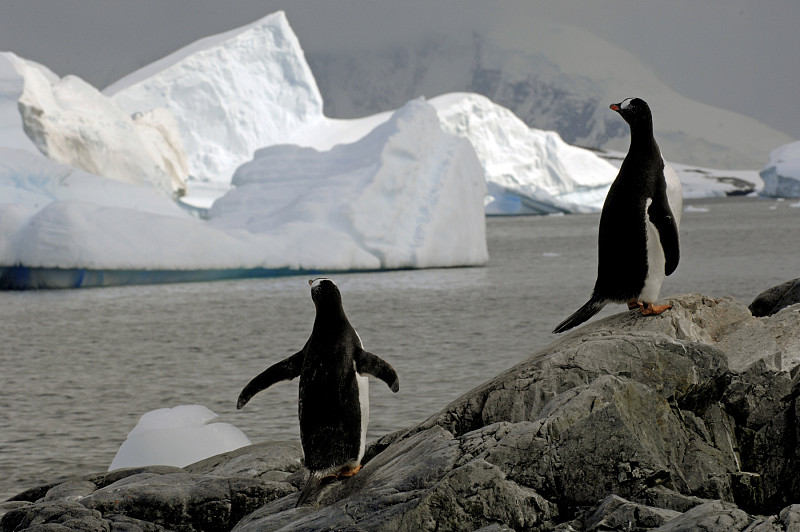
[[81, 472, 295, 531], [649, 500, 778, 531], [182, 441, 303, 482], [750, 278, 800, 317], [234, 425, 560, 531], [5, 292, 800, 531], [761, 304, 800, 372], [0, 501, 116, 532], [780, 504, 800, 529], [583, 494, 681, 531]]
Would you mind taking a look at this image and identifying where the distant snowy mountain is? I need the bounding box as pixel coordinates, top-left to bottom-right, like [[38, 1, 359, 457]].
[[306, 20, 793, 170]]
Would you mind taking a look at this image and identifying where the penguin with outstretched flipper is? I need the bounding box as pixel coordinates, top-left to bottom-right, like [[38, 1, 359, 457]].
[[237, 278, 399, 506]]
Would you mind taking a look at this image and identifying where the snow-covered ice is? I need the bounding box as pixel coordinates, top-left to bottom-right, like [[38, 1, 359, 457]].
[[431, 93, 615, 215], [211, 99, 488, 270], [0, 99, 487, 282], [760, 141, 800, 198], [4, 52, 187, 198], [105, 11, 324, 187], [109, 405, 251, 470], [0, 13, 487, 288], [308, 14, 793, 171]]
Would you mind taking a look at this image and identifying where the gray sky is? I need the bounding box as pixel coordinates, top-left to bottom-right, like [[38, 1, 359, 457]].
[[1, 0, 797, 139]]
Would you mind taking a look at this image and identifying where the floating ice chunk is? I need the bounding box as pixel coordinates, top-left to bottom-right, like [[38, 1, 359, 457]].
[[760, 141, 800, 198], [109, 405, 251, 470]]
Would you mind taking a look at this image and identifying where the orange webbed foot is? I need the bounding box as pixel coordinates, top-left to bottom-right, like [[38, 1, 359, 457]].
[[640, 302, 672, 316], [627, 299, 643, 310], [337, 464, 362, 478]]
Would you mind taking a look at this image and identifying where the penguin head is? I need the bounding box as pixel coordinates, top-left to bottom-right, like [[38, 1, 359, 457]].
[[308, 278, 342, 309], [609, 97, 653, 127]]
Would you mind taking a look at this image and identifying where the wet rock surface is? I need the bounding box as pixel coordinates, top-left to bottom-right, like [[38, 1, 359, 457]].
[[750, 278, 800, 318], [3, 293, 800, 531]]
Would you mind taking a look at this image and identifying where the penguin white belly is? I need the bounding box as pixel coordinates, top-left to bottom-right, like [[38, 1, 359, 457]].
[[640, 198, 666, 304], [354, 362, 369, 463]]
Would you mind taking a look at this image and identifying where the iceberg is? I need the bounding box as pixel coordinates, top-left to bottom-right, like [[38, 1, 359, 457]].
[[431, 93, 615, 214], [0, 13, 487, 289], [105, 11, 324, 187], [600, 149, 762, 199], [760, 141, 800, 198], [109, 405, 251, 470], [307, 13, 793, 171], [0, 98, 487, 288], [4, 52, 187, 198], [212, 99, 488, 270]]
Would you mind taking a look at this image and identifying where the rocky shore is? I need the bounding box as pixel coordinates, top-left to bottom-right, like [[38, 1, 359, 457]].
[[2, 283, 800, 531]]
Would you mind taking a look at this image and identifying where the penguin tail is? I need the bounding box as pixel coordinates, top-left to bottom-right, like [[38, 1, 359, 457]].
[[296, 471, 325, 507], [553, 296, 608, 334]]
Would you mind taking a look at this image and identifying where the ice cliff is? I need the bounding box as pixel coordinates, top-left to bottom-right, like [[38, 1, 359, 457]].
[[4, 53, 187, 198]]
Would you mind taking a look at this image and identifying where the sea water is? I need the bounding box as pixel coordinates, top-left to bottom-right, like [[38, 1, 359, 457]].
[[1, 196, 798, 500]]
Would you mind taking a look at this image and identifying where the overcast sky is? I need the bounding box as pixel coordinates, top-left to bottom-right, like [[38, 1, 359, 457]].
[[1, 0, 797, 139]]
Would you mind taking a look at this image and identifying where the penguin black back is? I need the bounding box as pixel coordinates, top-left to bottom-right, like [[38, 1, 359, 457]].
[[237, 278, 399, 507], [554, 97, 681, 333]]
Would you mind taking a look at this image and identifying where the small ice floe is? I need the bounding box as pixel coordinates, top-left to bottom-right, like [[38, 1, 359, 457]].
[[684, 205, 710, 213], [109, 405, 251, 470]]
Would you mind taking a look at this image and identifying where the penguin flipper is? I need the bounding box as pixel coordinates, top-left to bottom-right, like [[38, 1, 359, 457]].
[[553, 296, 608, 334], [355, 350, 399, 392], [648, 200, 680, 275], [237, 350, 304, 409]]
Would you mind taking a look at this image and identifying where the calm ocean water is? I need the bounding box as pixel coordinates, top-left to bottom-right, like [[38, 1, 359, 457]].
[[1, 196, 798, 500]]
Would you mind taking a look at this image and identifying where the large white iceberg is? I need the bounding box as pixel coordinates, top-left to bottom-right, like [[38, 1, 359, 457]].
[[0, 99, 488, 288], [109, 405, 251, 470], [212, 99, 488, 269], [105, 11, 324, 187], [0, 13, 488, 288], [760, 141, 800, 198]]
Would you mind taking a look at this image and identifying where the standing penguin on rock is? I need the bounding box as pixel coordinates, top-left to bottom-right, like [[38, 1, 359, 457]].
[[237, 278, 399, 506], [554, 97, 682, 334]]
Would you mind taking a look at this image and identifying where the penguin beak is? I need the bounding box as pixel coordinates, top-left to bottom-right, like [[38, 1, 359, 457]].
[[308, 279, 313, 287], [610, 103, 621, 112]]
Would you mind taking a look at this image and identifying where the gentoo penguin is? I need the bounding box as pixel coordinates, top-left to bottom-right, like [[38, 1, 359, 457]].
[[237, 278, 399, 506], [553, 97, 682, 333]]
